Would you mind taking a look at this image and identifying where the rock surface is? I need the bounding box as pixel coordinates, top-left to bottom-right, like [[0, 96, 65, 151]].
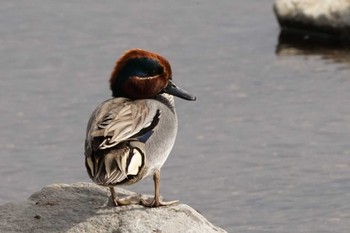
[[274, 0, 350, 41], [0, 182, 226, 233]]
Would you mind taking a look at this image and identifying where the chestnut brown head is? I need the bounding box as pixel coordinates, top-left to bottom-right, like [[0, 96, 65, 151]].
[[110, 49, 196, 101]]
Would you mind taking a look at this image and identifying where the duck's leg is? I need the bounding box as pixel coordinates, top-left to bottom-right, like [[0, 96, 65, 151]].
[[140, 169, 179, 207], [109, 187, 140, 206], [110, 187, 119, 206]]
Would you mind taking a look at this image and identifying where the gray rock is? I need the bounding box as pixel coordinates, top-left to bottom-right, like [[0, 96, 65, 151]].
[[274, 0, 350, 41], [0, 182, 226, 233]]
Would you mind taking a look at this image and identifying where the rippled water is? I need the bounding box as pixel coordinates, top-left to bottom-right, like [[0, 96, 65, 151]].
[[1, 1, 350, 232]]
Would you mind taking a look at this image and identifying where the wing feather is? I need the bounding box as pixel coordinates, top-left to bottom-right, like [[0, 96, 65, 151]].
[[92, 100, 154, 149]]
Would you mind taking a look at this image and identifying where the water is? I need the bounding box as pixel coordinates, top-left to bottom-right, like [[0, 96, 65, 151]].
[[1, 1, 350, 232]]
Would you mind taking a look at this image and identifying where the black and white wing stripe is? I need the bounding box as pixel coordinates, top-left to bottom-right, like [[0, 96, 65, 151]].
[[85, 99, 162, 185], [90, 100, 160, 149]]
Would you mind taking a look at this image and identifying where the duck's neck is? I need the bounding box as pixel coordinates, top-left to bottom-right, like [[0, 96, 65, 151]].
[[155, 93, 175, 112]]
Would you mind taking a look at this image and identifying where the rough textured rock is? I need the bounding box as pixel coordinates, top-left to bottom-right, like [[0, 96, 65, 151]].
[[0, 182, 226, 233], [274, 0, 350, 42]]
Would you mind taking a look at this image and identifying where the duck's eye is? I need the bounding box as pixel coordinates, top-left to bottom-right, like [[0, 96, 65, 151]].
[[120, 57, 163, 79]]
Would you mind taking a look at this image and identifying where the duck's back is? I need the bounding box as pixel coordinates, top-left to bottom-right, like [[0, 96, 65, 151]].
[[84, 96, 177, 186]]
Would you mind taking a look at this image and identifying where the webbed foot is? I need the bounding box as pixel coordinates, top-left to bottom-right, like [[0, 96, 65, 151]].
[[112, 195, 141, 206], [110, 187, 141, 206], [140, 196, 179, 207]]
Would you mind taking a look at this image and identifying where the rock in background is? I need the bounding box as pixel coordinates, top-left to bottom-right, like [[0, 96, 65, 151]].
[[0, 182, 226, 233], [274, 0, 350, 42]]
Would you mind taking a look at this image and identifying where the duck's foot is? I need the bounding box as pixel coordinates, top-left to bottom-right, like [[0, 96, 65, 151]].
[[109, 187, 141, 207], [110, 194, 178, 207], [140, 196, 179, 207], [139, 169, 179, 207], [111, 195, 142, 206]]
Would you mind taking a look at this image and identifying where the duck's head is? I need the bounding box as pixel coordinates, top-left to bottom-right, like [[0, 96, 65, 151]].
[[110, 49, 196, 101]]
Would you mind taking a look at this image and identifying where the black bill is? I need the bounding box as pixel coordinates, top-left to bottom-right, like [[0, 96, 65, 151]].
[[163, 80, 196, 101]]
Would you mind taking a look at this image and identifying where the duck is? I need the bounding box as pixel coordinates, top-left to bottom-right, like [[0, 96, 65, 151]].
[[84, 48, 196, 207]]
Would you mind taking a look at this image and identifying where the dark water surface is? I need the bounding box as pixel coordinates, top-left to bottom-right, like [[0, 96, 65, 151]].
[[1, 1, 350, 232]]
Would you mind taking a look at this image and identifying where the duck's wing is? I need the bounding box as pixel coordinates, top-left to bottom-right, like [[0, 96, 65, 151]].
[[87, 98, 160, 151]]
